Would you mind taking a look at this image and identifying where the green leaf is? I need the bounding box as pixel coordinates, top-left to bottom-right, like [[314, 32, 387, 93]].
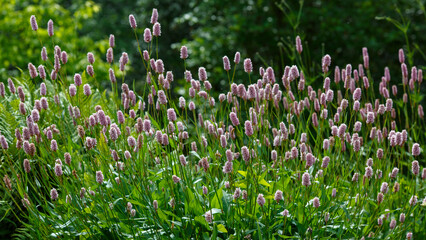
[[195, 216, 210, 229], [189, 199, 203, 215], [190, 151, 201, 160], [217, 224, 228, 233], [238, 171, 247, 177], [297, 204, 304, 224], [212, 223, 218, 239], [83, 207, 91, 214], [156, 209, 169, 223], [211, 188, 223, 209], [278, 235, 298, 239], [234, 182, 247, 189], [258, 178, 271, 187]]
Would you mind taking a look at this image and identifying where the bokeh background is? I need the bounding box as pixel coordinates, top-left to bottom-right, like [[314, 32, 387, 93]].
[[0, 0, 425, 237], [1, 0, 425, 93]]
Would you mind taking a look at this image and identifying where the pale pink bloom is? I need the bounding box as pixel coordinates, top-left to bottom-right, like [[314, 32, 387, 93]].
[[377, 192, 384, 204], [30, 15, 38, 31], [153, 23, 161, 36], [205, 211, 213, 223], [223, 56, 231, 71], [50, 188, 58, 201], [412, 160, 419, 175], [257, 193, 265, 207], [312, 197, 320, 208], [234, 52, 240, 64], [245, 121, 253, 136], [244, 58, 253, 73], [274, 190, 283, 203], [172, 175, 181, 184], [143, 28, 152, 42], [180, 46, 188, 59], [54, 163, 62, 176], [412, 143, 420, 156], [96, 171, 104, 184], [409, 195, 417, 206], [129, 14, 137, 29], [295, 36, 302, 54], [302, 172, 311, 186]]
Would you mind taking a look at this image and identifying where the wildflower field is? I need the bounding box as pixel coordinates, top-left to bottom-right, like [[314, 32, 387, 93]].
[[0, 6, 425, 240]]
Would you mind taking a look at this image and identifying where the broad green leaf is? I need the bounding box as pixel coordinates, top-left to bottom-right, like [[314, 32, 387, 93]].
[[195, 216, 210, 229], [217, 224, 228, 233], [211, 188, 223, 209], [259, 178, 271, 187], [238, 171, 247, 177]]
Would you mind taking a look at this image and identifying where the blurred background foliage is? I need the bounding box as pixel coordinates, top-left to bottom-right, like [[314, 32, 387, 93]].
[[0, 0, 425, 94], [0, 0, 113, 90], [0, 0, 424, 237]]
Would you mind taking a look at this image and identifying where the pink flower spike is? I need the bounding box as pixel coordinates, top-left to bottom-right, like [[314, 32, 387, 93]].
[[96, 170, 104, 184], [47, 19, 54, 37], [153, 23, 161, 37], [144, 28, 152, 42], [234, 52, 240, 64], [30, 15, 38, 31], [296, 36, 302, 54], [129, 14, 137, 29], [244, 58, 253, 73], [180, 46, 188, 59], [151, 8, 158, 24], [223, 56, 231, 71]]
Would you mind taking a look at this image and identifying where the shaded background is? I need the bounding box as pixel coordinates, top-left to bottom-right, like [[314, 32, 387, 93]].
[[0, 0, 425, 237], [1, 0, 425, 94]]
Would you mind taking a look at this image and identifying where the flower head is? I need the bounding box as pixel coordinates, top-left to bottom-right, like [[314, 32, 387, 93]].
[[0, 136, 8, 150], [223, 56, 231, 71], [257, 193, 265, 207], [172, 175, 181, 184], [274, 190, 283, 203], [153, 23, 161, 37], [50, 188, 58, 201], [229, 112, 239, 126], [198, 67, 207, 81], [412, 143, 420, 156], [109, 34, 115, 48], [83, 84, 91, 96], [30, 15, 38, 31], [312, 197, 320, 208], [244, 120, 253, 137], [222, 161, 233, 174], [180, 46, 188, 59], [23, 159, 31, 173], [151, 8, 158, 24], [205, 211, 213, 223], [244, 58, 253, 73], [144, 28, 152, 42], [28, 63, 38, 79], [302, 172, 311, 186], [234, 52, 240, 64], [409, 195, 417, 206], [54, 163, 63, 176], [129, 14, 137, 29], [412, 160, 419, 175], [377, 192, 384, 204], [167, 108, 177, 122], [295, 36, 302, 54], [96, 171, 104, 184]]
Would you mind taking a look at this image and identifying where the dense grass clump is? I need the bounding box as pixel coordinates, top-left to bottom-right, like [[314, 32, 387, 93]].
[[0, 8, 425, 239]]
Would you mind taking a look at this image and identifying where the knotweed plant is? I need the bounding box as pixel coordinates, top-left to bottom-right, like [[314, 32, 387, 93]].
[[0, 9, 425, 239]]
